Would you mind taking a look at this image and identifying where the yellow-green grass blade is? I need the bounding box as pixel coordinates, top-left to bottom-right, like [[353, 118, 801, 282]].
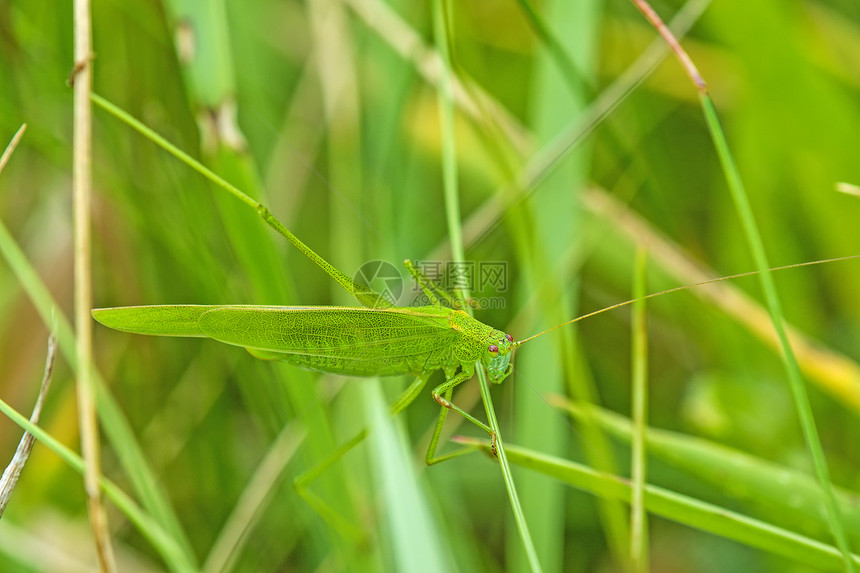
[[558, 400, 860, 547], [459, 437, 860, 571]]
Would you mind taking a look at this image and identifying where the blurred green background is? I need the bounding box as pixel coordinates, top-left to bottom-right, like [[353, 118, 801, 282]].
[[2, 0, 860, 571]]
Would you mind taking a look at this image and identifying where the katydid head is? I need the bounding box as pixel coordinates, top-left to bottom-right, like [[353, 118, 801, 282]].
[[483, 332, 515, 383]]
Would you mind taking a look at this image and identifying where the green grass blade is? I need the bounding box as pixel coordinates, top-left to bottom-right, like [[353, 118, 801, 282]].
[[363, 381, 451, 572], [556, 400, 860, 545], [433, 2, 541, 570], [700, 92, 855, 571], [630, 248, 649, 571], [459, 437, 860, 571]]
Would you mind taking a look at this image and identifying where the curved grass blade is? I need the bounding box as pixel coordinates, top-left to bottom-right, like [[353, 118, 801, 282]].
[[555, 399, 860, 547], [0, 334, 55, 518], [458, 437, 860, 571]]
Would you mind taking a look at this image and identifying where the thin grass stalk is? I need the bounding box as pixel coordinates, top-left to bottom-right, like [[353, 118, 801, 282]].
[[700, 96, 855, 570], [0, 124, 27, 175], [0, 334, 55, 518], [72, 0, 115, 567], [629, 1, 855, 569], [432, 1, 542, 571], [630, 248, 649, 572]]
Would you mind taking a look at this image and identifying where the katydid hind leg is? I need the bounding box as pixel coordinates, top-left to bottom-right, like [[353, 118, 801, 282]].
[[389, 371, 433, 415], [426, 387, 467, 466], [293, 429, 369, 544], [294, 372, 432, 539]]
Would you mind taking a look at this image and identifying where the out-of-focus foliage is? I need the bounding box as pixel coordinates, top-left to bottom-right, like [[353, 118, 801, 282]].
[[1, 0, 859, 571]]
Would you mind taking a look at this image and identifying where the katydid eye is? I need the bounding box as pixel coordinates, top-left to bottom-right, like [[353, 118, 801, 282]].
[[506, 334, 513, 343], [487, 344, 499, 356]]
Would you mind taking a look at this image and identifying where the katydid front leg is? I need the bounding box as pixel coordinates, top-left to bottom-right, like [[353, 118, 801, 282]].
[[425, 368, 498, 465], [427, 361, 515, 462], [403, 259, 501, 460]]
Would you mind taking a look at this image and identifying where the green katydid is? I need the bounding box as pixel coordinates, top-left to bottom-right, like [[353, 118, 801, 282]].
[[92, 201, 527, 462], [90, 191, 860, 465], [92, 259, 517, 461]]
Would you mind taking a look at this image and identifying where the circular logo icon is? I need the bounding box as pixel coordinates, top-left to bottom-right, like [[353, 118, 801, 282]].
[[353, 260, 403, 307]]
